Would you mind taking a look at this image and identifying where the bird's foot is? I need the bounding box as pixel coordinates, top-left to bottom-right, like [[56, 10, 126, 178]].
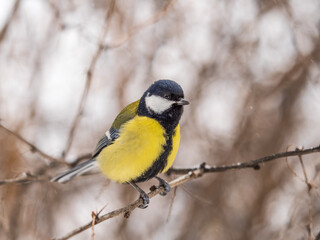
[[155, 176, 171, 196], [138, 191, 150, 209], [128, 181, 150, 208]]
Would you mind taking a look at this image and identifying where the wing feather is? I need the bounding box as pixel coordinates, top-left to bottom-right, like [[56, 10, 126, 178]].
[[92, 100, 140, 157]]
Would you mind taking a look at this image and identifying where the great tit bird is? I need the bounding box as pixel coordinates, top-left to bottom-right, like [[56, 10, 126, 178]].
[[52, 79, 189, 208]]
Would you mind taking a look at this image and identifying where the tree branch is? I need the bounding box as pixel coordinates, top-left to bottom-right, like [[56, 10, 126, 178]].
[[298, 155, 314, 240], [1, 145, 319, 188], [0, 172, 49, 186], [51, 145, 320, 240], [0, 0, 20, 46], [0, 123, 64, 165], [61, 0, 177, 157], [106, 0, 177, 49], [62, 0, 116, 158], [167, 145, 320, 175], [51, 168, 203, 240]]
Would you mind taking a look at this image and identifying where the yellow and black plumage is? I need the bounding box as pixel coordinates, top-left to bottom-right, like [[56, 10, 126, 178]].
[[52, 79, 189, 208]]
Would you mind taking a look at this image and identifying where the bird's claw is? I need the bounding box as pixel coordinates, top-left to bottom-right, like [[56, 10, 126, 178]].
[[138, 192, 150, 209], [155, 177, 171, 196]]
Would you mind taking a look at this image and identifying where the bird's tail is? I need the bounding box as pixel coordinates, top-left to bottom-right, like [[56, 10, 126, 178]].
[[51, 158, 98, 183]]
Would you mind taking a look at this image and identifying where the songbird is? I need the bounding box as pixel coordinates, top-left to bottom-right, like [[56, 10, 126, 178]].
[[52, 79, 189, 208]]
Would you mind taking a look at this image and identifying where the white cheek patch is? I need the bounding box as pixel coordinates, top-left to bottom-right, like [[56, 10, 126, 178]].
[[145, 94, 174, 114]]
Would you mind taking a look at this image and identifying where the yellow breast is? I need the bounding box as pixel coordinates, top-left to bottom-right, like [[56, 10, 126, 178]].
[[97, 116, 167, 183]]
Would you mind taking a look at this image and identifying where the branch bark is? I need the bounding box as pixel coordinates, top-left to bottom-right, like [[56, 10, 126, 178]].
[[51, 145, 320, 240], [167, 145, 320, 175], [51, 168, 203, 240]]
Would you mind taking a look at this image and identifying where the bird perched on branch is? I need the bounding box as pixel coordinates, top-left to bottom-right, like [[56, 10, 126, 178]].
[[52, 79, 189, 208]]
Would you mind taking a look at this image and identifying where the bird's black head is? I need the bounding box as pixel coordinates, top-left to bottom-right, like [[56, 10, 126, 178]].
[[138, 80, 189, 132]]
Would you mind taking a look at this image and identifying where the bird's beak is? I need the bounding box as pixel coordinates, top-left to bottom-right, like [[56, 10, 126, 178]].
[[175, 98, 190, 106]]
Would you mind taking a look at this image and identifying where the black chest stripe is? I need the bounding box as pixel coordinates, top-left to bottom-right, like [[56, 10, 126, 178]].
[[132, 129, 174, 183]]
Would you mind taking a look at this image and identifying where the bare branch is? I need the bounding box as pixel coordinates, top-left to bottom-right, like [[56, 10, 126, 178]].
[[48, 0, 65, 30], [62, 0, 116, 158], [107, 0, 177, 49], [0, 123, 64, 165], [1, 145, 320, 186], [167, 145, 320, 175], [0, 172, 49, 186], [51, 168, 204, 240], [298, 154, 314, 240], [51, 145, 320, 240], [1, 144, 320, 238], [0, 0, 20, 46]]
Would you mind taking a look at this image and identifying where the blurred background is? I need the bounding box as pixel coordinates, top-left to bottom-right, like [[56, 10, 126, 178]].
[[1, 0, 320, 239]]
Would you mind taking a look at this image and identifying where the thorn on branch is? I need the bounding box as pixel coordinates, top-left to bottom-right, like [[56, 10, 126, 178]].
[[92, 204, 107, 222], [91, 212, 97, 240], [91, 211, 99, 222]]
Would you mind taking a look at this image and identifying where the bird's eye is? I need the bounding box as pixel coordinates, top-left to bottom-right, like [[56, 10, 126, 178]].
[[163, 94, 170, 99]]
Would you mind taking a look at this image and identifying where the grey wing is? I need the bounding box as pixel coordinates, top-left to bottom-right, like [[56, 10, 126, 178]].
[[92, 100, 139, 158], [91, 127, 120, 158]]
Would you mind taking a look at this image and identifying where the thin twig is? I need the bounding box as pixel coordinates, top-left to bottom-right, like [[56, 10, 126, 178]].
[[0, 123, 64, 164], [107, 0, 176, 49], [0, 172, 49, 186], [1, 145, 320, 187], [298, 154, 314, 240], [50, 145, 320, 240], [48, 0, 65, 30], [167, 145, 320, 175], [179, 184, 214, 205], [91, 212, 96, 240], [0, 122, 92, 169], [166, 187, 177, 222], [91, 205, 107, 240], [0, 0, 20, 45], [1, 144, 320, 239], [285, 145, 306, 183], [286, 157, 305, 183], [62, 0, 116, 158], [285, 147, 315, 239], [51, 168, 204, 240]]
